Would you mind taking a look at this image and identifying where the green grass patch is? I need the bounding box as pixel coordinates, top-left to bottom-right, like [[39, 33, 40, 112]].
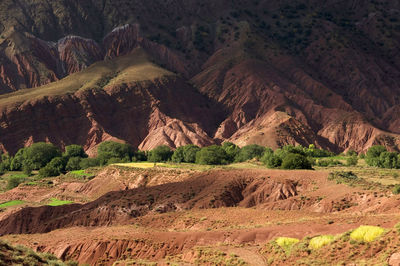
[[276, 237, 299, 251], [47, 198, 74, 206], [69, 170, 93, 177], [350, 225, 385, 242], [0, 200, 25, 208], [308, 235, 334, 249]]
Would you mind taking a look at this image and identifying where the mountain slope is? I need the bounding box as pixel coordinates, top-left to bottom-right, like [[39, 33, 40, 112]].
[[0, 0, 399, 152]]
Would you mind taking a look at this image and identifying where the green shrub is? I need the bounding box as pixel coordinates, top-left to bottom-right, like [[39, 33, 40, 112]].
[[234, 144, 266, 162], [316, 158, 343, 167], [196, 145, 228, 165], [22, 162, 33, 176], [64, 145, 87, 158], [379, 152, 400, 169], [346, 156, 358, 166], [365, 145, 387, 167], [10, 148, 26, 171], [281, 153, 312, 170], [97, 141, 133, 164], [346, 150, 358, 157], [261, 152, 282, 168], [79, 158, 100, 169], [328, 171, 358, 184], [222, 142, 240, 163], [392, 184, 400, 195], [132, 150, 147, 161], [148, 145, 173, 162], [6, 175, 25, 190], [66, 157, 82, 171], [171, 146, 185, 163]]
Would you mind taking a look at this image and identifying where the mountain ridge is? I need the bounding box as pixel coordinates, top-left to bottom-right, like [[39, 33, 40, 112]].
[[0, 0, 399, 153]]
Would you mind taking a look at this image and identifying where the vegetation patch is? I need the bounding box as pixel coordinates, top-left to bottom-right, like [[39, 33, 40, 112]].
[[308, 235, 334, 249], [0, 200, 25, 208], [276, 237, 300, 251], [47, 198, 74, 206], [350, 226, 385, 242]]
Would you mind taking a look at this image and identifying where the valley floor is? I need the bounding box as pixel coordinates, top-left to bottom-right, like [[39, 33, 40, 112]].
[[0, 162, 400, 265]]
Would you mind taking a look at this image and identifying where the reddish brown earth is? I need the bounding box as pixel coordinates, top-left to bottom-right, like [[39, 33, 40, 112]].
[[0, 167, 399, 265]]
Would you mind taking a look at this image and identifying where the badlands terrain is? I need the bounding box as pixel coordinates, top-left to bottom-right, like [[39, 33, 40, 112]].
[[0, 0, 399, 265], [0, 159, 400, 265]]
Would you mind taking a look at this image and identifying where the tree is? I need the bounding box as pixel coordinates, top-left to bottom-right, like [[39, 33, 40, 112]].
[[183, 145, 201, 163], [281, 153, 312, 170], [148, 145, 173, 162], [365, 145, 387, 167], [24, 142, 61, 169], [235, 144, 266, 162], [10, 148, 27, 171], [80, 158, 100, 169], [66, 157, 82, 171], [97, 141, 133, 165], [64, 145, 87, 158], [171, 146, 185, 163], [196, 145, 228, 165], [379, 152, 400, 169], [222, 142, 240, 163], [39, 157, 67, 177], [261, 152, 282, 168]]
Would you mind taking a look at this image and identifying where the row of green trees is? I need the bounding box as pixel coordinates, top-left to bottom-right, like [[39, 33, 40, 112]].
[[0, 141, 146, 177], [1, 142, 397, 179], [365, 146, 400, 169], [148, 143, 335, 169]]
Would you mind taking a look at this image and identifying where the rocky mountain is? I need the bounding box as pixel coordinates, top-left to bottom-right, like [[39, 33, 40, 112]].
[[0, 0, 399, 154]]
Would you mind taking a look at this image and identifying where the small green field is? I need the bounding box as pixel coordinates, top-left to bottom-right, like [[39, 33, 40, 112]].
[[0, 200, 25, 208], [47, 198, 74, 206]]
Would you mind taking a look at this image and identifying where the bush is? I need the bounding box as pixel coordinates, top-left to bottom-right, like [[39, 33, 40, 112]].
[[196, 145, 228, 165], [379, 152, 400, 169], [261, 151, 282, 168], [365, 145, 387, 167], [79, 158, 100, 169], [392, 184, 400, 195], [183, 145, 201, 163], [39, 157, 67, 177], [171, 146, 185, 163], [148, 145, 173, 162], [66, 157, 82, 171], [309, 235, 334, 249], [275, 237, 299, 252], [346, 150, 358, 157], [350, 225, 385, 242], [346, 156, 358, 166], [171, 145, 201, 163], [10, 148, 26, 171], [316, 158, 343, 167], [281, 153, 312, 169], [0, 163, 6, 175], [132, 150, 147, 162], [97, 141, 133, 165], [24, 142, 62, 169], [6, 175, 25, 190], [222, 142, 240, 163], [22, 162, 33, 176], [235, 144, 266, 162], [64, 145, 88, 158]]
